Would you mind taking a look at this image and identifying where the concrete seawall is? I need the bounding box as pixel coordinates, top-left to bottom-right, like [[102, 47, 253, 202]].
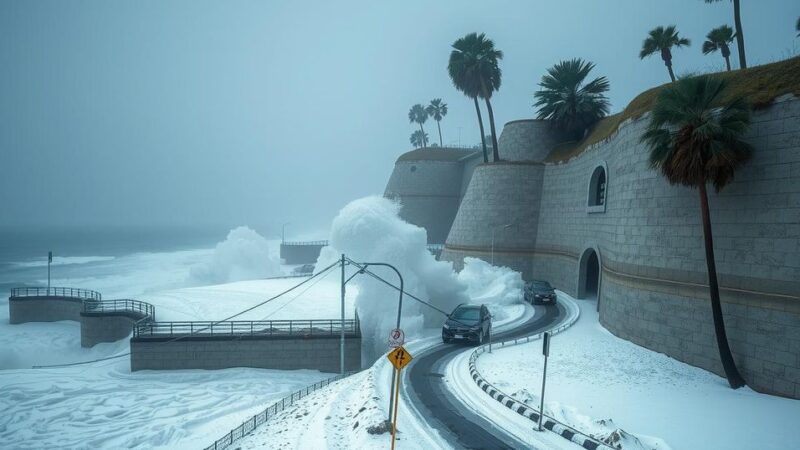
[[80, 311, 148, 348], [130, 335, 362, 372], [9, 296, 84, 323], [9, 293, 154, 348], [280, 242, 327, 264]]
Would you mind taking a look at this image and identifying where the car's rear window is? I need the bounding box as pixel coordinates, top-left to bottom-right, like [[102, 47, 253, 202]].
[[451, 307, 480, 321]]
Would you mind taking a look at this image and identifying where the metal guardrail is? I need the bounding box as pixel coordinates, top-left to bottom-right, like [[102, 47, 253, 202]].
[[83, 299, 155, 320], [281, 240, 329, 246], [10, 287, 102, 301], [133, 318, 360, 338], [205, 371, 355, 450]]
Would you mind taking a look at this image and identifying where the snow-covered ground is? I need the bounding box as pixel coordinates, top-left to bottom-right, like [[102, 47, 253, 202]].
[[0, 277, 348, 449], [469, 293, 800, 450], [2, 197, 531, 449], [238, 300, 533, 450]]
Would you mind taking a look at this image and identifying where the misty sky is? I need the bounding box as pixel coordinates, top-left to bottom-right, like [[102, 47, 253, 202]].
[[1, 0, 798, 237]]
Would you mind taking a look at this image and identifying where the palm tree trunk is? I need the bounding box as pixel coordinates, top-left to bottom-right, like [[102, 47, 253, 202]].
[[484, 97, 500, 162], [698, 182, 746, 389], [733, 0, 747, 69], [480, 80, 500, 161], [419, 124, 426, 148], [724, 55, 731, 72], [436, 120, 443, 147], [666, 61, 676, 82], [473, 97, 488, 163]]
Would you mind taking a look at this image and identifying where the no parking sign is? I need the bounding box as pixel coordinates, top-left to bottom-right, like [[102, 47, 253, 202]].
[[388, 328, 405, 348]]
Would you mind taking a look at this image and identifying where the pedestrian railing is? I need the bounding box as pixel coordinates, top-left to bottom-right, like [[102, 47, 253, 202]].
[[281, 240, 329, 247], [204, 371, 355, 450], [83, 299, 155, 320], [133, 317, 360, 338], [10, 287, 102, 301]]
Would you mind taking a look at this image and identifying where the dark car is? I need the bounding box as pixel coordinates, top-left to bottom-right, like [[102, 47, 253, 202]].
[[525, 280, 557, 305], [442, 304, 492, 345]]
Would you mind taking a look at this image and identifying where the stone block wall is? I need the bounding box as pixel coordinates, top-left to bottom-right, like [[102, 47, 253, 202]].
[[384, 158, 471, 243], [130, 335, 362, 373], [442, 162, 545, 274], [438, 96, 800, 398], [497, 120, 564, 162]]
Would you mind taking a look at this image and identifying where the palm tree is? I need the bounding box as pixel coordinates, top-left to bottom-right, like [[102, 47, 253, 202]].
[[641, 75, 751, 390], [796, 17, 799, 37], [409, 130, 428, 148], [702, 25, 736, 71], [705, 0, 747, 68], [408, 104, 428, 147], [426, 99, 448, 147], [640, 25, 691, 82], [448, 32, 503, 162], [533, 58, 610, 140]]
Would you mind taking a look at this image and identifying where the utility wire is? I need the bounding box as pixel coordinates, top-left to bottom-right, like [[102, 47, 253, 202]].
[[32, 260, 342, 369]]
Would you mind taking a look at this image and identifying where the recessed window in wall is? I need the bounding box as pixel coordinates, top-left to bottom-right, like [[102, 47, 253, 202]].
[[587, 164, 607, 213], [410, 165, 417, 173]]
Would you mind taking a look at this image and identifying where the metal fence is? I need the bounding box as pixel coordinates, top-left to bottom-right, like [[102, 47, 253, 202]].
[[281, 240, 329, 246], [83, 299, 155, 320], [204, 371, 355, 450], [133, 318, 360, 338], [10, 287, 102, 301]]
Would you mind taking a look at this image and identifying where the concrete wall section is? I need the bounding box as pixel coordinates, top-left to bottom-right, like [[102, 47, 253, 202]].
[[280, 244, 326, 265], [80, 312, 146, 348], [384, 159, 466, 243], [130, 336, 362, 373], [497, 120, 564, 162], [443, 163, 545, 275], [9, 297, 83, 324]]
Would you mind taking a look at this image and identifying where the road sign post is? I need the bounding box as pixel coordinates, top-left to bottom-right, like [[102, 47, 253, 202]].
[[538, 331, 550, 432], [387, 345, 413, 449]]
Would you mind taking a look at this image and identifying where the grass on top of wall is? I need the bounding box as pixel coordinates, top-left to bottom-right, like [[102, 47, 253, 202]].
[[545, 56, 800, 164]]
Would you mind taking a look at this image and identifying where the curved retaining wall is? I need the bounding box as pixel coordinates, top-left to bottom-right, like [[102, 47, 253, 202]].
[[497, 119, 564, 162], [80, 310, 150, 348], [440, 96, 800, 398], [9, 296, 85, 324], [384, 150, 480, 243], [9, 289, 155, 348], [441, 162, 546, 274]]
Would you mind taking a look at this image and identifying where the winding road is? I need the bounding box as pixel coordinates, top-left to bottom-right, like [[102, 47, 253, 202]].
[[404, 302, 566, 450]]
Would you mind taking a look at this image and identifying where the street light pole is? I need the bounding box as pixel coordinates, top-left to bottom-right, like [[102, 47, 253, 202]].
[[342, 257, 404, 424], [491, 224, 511, 265], [341, 254, 346, 375]]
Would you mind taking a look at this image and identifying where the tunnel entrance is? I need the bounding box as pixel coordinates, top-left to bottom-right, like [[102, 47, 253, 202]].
[[578, 248, 600, 301]]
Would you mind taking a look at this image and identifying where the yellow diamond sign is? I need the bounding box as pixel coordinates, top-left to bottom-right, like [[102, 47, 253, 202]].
[[387, 345, 413, 370]]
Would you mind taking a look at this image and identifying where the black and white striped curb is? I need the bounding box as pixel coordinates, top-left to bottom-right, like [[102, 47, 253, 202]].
[[469, 295, 614, 450]]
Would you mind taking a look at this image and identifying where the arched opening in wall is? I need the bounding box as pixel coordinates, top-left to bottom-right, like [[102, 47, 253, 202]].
[[587, 165, 607, 212], [577, 248, 600, 302]]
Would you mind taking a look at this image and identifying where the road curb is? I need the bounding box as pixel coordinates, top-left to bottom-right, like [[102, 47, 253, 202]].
[[469, 294, 614, 450]]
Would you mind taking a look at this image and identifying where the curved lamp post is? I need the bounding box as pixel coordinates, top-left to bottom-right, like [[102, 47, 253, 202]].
[[491, 223, 512, 265], [341, 255, 404, 424]]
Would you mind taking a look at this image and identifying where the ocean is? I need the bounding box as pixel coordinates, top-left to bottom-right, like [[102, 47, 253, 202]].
[[0, 225, 278, 299]]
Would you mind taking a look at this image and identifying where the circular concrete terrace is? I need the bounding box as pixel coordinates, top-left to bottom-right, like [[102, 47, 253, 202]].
[[9, 287, 155, 348]]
